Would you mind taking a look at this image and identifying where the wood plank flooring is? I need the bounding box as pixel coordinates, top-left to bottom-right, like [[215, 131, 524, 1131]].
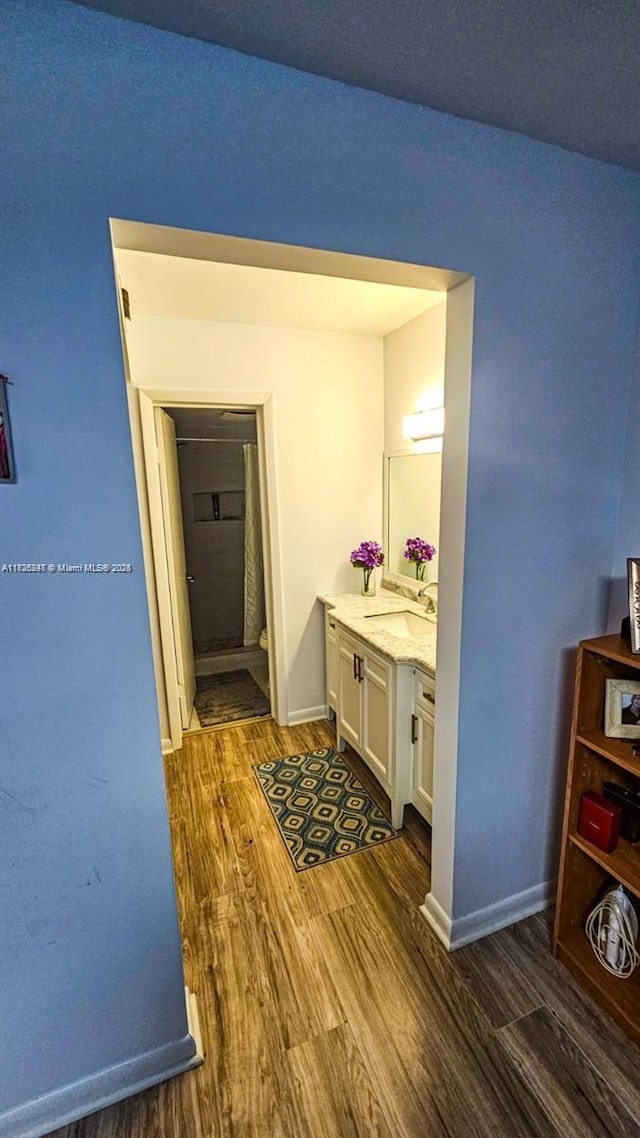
[[47, 718, 640, 1138]]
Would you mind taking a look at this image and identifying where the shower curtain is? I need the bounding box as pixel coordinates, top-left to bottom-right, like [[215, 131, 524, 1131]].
[[243, 443, 266, 647]]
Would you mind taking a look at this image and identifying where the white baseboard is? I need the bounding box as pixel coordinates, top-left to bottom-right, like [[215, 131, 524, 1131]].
[[185, 986, 204, 1060], [0, 1032, 201, 1138], [287, 705, 328, 725], [420, 894, 452, 949], [161, 737, 173, 755], [421, 878, 556, 952]]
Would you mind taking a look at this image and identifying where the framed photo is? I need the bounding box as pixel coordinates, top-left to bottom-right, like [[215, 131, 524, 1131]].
[[604, 678, 640, 738], [0, 379, 16, 483]]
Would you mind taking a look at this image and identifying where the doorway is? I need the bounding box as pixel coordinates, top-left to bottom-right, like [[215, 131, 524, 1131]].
[[134, 385, 284, 752], [165, 405, 271, 731], [112, 218, 475, 950]]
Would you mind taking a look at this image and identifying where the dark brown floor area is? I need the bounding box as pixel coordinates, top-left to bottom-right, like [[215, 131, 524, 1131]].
[[48, 718, 640, 1137]]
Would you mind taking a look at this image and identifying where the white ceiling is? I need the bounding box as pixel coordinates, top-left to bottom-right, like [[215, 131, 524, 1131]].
[[115, 249, 444, 336], [168, 407, 258, 441]]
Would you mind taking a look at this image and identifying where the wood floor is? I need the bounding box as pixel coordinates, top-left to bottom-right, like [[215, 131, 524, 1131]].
[[48, 719, 640, 1138]]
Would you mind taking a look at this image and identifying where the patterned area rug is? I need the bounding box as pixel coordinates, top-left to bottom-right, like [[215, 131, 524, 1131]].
[[194, 669, 270, 727], [254, 746, 397, 871]]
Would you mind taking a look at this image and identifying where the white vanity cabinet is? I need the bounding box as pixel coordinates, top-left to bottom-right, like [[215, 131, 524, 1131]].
[[322, 601, 436, 831], [410, 669, 435, 824], [325, 609, 339, 714], [337, 628, 393, 793]]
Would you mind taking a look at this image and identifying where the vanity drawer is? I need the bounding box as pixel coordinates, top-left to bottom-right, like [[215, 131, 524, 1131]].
[[325, 609, 338, 640], [414, 671, 435, 712]]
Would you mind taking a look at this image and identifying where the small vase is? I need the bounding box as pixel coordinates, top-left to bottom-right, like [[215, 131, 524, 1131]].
[[415, 562, 426, 582], [361, 569, 376, 597]]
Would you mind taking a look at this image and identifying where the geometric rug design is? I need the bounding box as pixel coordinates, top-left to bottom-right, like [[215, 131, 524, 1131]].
[[253, 746, 397, 871], [194, 669, 270, 727]]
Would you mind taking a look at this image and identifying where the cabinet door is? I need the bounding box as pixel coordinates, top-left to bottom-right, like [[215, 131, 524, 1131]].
[[325, 611, 339, 712], [338, 633, 362, 750], [362, 649, 392, 787], [412, 701, 434, 824]]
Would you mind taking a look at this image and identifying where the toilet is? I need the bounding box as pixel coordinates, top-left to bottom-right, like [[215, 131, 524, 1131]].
[[259, 628, 268, 654]]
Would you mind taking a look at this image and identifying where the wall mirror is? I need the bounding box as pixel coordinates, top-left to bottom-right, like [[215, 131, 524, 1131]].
[[384, 448, 442, 584]]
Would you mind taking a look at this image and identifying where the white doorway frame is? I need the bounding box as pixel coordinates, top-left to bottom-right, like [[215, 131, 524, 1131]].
[[112, 218, 475, 948], [137, 386, 286, 750]]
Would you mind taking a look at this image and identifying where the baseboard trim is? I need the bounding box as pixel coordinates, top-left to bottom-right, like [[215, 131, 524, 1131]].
[[421, 878, 556, 952], [287, 705, 327, 725], [420, 894, 452, 950], [185, 986, 204, 1060], [0, 1032, 201, 1138], [161, 736, 173, 755]]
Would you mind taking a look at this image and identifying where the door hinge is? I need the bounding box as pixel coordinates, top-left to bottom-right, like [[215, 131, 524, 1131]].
[[121, 287, 131, 320]]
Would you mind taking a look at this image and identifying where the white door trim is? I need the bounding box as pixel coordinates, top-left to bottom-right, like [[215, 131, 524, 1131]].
[[139, 393, 183, 749], [136, 387, 285, 749], [112, 223, 475, 948], [154, 407, 196, 729]]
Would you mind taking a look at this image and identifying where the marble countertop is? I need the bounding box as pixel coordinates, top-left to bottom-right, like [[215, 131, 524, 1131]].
[[318, 589, 437, 675]]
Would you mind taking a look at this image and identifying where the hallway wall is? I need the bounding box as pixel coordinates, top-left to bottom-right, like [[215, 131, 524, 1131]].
[[384, 301, 447, 452], [126, 315, 385, 720]]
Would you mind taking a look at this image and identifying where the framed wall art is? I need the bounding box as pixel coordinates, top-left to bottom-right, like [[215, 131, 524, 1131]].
[[627, 558, 640, 653], [0, 377, 16, 484]]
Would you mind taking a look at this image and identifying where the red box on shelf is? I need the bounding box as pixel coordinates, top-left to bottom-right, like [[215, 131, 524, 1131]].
[[578, 791, 621, 853]]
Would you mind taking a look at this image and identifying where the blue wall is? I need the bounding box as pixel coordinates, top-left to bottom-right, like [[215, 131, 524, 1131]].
[[2, 0, 640, 1124], [608, 315, 640, 628]]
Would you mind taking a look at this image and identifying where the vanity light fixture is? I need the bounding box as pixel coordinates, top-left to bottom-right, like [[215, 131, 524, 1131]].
[[402, 407, 444, 441]]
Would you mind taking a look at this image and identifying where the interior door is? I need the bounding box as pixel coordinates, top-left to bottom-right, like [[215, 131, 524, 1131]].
[[155, 408, 196, 729]]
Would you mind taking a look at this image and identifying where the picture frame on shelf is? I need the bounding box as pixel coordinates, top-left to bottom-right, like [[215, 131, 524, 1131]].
[[604, 678, 640, 738]]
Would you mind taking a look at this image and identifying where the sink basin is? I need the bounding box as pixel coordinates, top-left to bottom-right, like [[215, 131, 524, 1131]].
[[364, 610, 435, 638]]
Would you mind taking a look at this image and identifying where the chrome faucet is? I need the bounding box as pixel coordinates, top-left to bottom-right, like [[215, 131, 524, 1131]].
[[417, 582, 438, 615]]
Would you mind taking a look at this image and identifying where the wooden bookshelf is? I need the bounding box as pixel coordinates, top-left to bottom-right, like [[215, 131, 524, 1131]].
[[553, 634, 640, 1046], [575, 730, 640, 778], [568, 831, 640, 897], [556, 927, 640, 1043]]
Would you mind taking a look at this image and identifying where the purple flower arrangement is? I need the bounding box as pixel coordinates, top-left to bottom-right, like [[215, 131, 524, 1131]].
[[403, 537, 437, 581], [350, 540, 384, 595]]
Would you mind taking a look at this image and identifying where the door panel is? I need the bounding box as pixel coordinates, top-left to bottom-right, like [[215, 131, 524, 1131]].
[[326, 612, 339, 711], [155, 408, 196, 729], [338, 633, 362, 749], [413, 703, 434, 824], [362, 653, 392, 785]]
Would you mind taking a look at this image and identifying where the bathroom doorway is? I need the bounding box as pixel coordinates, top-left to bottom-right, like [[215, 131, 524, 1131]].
[[165, 406, 271, 732], [136, 387, 282, 750]]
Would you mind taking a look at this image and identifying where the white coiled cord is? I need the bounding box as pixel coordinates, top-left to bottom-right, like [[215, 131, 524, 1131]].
[[585, 886, 639, 978]]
